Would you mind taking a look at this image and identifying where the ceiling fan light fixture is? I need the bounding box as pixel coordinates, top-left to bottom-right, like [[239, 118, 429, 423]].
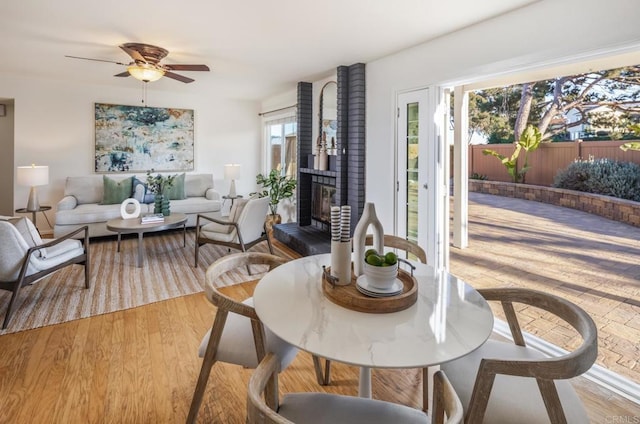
[[127, 63, 165, 82]]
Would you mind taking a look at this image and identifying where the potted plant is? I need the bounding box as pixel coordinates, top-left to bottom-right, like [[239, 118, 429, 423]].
[[146, 169, 176, 216], [254, 169, 297, 226]]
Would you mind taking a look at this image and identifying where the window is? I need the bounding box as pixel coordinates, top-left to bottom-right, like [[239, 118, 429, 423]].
[[265, 117, 297, 179]]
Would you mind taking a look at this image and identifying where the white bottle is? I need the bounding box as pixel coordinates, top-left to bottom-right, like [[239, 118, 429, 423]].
[[352, 202, 384, 276]]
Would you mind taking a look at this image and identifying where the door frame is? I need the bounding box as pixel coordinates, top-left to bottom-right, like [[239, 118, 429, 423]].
[[395, 86, 447, 268]]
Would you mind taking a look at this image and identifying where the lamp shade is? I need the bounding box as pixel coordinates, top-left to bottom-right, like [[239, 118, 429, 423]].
[[127, 64, 165, 82], [224, 164, 241, 180], [17, 165, 49, 187]]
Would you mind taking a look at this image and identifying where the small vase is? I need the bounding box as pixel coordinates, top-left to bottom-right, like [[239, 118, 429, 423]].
[[154, 195, 171, 216], [352, 202, 384, 277]]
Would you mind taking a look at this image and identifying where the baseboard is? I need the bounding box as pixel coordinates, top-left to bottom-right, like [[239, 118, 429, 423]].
[[493, 319, 640, 405]]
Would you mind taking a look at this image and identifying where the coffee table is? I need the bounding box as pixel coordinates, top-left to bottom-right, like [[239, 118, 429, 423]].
[[107, 213, 188, 267]]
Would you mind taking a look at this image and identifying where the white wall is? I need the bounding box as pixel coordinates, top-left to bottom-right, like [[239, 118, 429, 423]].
[[366, 0, 640, 229], [0, 100, 14, 216], [0, 74, 262, 231]]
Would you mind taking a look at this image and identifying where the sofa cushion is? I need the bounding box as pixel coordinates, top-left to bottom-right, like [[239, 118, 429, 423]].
[[102, 176, 133, 205], [55, 203, 151, 226], [169, 198, 222, 215], [165, 173, 186, 200], [185, 174, 214, 197], [65, 176, 104, 204]]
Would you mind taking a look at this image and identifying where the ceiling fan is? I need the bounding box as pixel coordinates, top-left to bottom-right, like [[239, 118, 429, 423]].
[[66, 42, 210, 83]]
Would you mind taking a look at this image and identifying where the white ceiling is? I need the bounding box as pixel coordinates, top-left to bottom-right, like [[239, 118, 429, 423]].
[[2, 0, 538, 100]]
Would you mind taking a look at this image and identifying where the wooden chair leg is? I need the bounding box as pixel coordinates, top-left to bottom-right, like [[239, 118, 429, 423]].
[[422, 367, 429, 413], [187, 310, 227, 424], [312, 355, 331, 386], [2, 284, 23, 329], [84, 260, 91, 289]]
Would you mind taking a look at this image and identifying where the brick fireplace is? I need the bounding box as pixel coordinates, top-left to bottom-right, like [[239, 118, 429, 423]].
[[273, 64, 366, 256]]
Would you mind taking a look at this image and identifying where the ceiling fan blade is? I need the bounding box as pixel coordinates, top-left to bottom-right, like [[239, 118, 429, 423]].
[[65, 55, 128, 66], [164, 71, 195, 84], [164, 64, 210, 72], [114, 71, 130, 77], [119, 45, 147, 63]]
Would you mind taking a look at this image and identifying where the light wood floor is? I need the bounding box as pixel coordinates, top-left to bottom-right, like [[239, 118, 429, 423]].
[[0, 279, 638, 423]]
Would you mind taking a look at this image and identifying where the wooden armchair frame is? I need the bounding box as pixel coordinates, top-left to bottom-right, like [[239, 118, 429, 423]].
[[248, 352, 463, 424], [187, 252, 288, 424], [194, 214, 273, 267], [465, 287, 598, 423]]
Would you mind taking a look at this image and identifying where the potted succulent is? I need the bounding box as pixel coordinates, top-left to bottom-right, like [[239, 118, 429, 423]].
[[254, 169, 297, 226]]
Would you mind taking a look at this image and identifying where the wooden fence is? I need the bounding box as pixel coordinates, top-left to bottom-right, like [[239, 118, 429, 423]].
[[466, 140, 640, 186]]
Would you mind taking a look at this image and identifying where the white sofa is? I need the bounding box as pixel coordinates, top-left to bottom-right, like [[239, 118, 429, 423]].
[[54, 174, 222, 238]]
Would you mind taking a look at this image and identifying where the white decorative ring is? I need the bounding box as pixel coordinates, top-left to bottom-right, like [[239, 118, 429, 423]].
[[120, 198, 141, 219]]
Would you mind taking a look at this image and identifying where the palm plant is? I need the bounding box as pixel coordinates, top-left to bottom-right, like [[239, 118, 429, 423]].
[[482, 125, 542, 183]]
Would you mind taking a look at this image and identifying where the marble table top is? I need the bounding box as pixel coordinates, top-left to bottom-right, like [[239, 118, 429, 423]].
[[253, 253, 494, 369]]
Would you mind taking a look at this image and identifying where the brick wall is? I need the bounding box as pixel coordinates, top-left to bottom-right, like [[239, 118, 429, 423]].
[[469, 180, 640, 227]]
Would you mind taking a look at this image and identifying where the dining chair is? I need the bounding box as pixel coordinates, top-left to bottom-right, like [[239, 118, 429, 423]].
[[186, 252, 299, 424], [441, 287, 597, 424], [194, 196, 274, 267], [247, 352, 463, 424], [313, 234, 427, 395], [0, 218, 90, 329]]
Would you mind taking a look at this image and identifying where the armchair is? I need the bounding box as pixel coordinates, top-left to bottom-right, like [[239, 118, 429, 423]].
[[187, 252, 298, 423], [0, 218, 90, 329], [441, 288, 597, 423], [248, 352, 463, 424], [194, 196, 274, 267]]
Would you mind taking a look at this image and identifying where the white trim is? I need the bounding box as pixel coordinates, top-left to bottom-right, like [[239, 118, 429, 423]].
[[443, 42, 640, 91], [493, 319, 640, 405]]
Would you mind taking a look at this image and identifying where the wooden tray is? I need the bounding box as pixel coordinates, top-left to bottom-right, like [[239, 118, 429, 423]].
[[322, 267, 417, 313]]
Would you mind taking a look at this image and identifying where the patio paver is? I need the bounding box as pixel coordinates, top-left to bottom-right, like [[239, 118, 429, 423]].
[[449, 192, 640, 384]]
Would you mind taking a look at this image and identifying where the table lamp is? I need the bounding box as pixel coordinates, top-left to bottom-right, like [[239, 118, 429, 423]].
[[17, 164, 49, 211], [224, 164, 241, 197]]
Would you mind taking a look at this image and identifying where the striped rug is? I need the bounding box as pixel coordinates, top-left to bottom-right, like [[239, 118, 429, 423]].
[[0, 230, 289, 335]]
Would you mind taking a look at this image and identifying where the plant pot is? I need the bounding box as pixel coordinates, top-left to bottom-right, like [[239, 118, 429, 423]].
[[154, 194, 171, 216], [265, 214, 282, 228]]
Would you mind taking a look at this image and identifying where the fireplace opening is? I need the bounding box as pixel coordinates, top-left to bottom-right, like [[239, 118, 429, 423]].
[[311, 182, 337, 225]]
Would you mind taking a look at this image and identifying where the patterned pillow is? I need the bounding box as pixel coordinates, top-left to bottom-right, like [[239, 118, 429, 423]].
[[132, 177, 155, 204]]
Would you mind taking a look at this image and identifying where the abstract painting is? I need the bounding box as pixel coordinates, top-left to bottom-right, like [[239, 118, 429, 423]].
[[95, 103, 194, 172]]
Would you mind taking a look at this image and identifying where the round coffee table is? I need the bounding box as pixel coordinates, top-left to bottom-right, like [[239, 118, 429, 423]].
[[107, 213, 188, 267]]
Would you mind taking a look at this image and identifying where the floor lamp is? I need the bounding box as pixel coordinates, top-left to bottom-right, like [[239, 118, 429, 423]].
[[17, 164, 49, 211], [224, 164, 241, 197]]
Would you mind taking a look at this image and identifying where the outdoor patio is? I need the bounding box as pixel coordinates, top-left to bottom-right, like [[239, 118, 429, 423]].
[[449, 192, 640, 384]]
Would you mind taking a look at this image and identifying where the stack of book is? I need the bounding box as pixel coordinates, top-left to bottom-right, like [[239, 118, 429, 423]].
[[141, 213, 165, 224]]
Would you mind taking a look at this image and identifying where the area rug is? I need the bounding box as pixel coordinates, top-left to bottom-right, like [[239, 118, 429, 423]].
[[0, 230, 290, 335]]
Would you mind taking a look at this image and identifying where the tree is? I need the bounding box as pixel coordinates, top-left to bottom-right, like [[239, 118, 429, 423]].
[[472, 65, 640, 143]]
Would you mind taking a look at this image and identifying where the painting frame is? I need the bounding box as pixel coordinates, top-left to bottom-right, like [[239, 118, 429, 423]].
[[94, 103, 195, 173]]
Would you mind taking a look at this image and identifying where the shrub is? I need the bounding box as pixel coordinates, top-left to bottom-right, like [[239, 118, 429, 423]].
[[469, 173, 488, 180], [553, 158, 640, 201]]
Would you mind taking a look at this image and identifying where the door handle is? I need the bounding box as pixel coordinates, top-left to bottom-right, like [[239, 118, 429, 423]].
[[423, 183, 428, 190]]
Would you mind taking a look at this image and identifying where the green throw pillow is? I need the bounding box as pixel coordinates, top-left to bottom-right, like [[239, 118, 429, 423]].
[[164, 173, 186, 200], [102, 176, 134, 205]]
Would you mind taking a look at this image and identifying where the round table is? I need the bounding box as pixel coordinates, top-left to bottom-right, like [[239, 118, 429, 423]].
[[253, 253, 494, 397], [107, 213, 187, 267]]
